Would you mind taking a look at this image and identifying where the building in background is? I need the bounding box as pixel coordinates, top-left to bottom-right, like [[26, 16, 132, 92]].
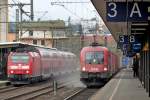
[[19, 20, 68, 48], [8, 23, 16, 42], [0, 0, 8, 42]]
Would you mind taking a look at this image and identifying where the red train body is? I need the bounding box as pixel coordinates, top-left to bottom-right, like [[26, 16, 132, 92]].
[[80, 45, 119, 86], [7, 47, 76, 85]]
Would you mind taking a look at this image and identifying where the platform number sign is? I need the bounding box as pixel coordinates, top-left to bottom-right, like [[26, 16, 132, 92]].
[[119, 35, 125, 43], [129, 35, 135, 43], [119, 35, 135, 43], [107, 3, 117, 18], [106, 2, 149, 21], [119, 35, 141, 53], [119, 35, 128, 43]]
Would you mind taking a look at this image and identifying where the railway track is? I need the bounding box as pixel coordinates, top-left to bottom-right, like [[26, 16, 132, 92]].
[[0, 84, 36, 94], [0, 80, 52, 100], [26, 80, 78, 100], [31, 80, 84, 100], [0, 85, 20, 93], [6, 83, 65, 100], [64, 88, 100, 100], [0, 79, 77, 100], [0, 71, 80, 100], [0, 80, 51, 94]]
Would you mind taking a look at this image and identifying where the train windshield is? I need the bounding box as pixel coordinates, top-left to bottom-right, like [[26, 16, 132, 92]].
[[11, 53, 29, 63], [85, 51, 104, 64]]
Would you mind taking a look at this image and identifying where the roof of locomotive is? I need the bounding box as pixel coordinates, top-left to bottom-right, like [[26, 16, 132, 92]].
[[81, 42, 109, 52], [81, 46, 109, 52]]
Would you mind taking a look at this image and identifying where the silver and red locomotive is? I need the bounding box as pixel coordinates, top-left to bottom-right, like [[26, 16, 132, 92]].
[[80, 43, 119, 86]]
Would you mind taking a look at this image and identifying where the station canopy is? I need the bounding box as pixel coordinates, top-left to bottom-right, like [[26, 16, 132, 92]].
[[91, 0, 150, 42]]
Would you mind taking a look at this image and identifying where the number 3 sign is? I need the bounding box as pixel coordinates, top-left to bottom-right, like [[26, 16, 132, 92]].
[[106, 2, 149, 22]]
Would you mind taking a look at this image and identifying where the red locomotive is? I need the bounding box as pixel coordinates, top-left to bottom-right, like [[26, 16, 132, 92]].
[[80, 43, 119, 86], [7, 46, 76, 85]]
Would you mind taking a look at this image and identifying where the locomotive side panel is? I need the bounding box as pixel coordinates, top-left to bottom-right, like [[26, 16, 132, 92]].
[[39, 49, 56, 79], [29, 52, 42, 81]]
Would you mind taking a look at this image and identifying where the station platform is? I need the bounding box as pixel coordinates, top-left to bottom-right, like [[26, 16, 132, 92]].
[[0, 80, 10, 86], [90, 68, 150, 100]]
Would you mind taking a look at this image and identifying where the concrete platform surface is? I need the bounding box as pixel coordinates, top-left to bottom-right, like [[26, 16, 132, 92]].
[[0, 80, 10, 86], [90, 68, 150, 100]]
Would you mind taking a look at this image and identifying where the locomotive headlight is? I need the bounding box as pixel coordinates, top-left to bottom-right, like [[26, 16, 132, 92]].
[[104, 67, 108, 71], [26, 70, 29, 74], [82, 67, 86, 71], [10, 70, 14, 74], [93, 59, 96, 63]]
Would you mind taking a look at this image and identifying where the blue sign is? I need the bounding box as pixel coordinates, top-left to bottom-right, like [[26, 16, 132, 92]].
[[122, 57, 130, 67], [119, 35, 128, 44], [106, 2, 150, 22], [119, 35, 138, 44], [126, 51, 136, 57], [118, 35, 141, 53], [132, 43, 141, 52]]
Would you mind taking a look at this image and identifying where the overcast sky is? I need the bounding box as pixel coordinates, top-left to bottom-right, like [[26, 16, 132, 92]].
[[8, 0, 102, 22]]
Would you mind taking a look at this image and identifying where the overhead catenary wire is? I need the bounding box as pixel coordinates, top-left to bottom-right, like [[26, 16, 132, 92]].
[[8, 1, 99, 29], [51, 1, 90, 5], [50, 1, 81, 19], [50, 0, 97, 21], [61, 5, 81, 19], [9, 0, 36, 39], [12, 0, 17, 4], [52, 0, 100, 32]]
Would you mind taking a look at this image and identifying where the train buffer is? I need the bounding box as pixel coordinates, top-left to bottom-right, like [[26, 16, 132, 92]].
[[90, 68, 150, 100]]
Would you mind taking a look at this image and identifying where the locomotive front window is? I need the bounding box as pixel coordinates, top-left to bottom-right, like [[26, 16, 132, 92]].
[[11, 54, 29, 63], [85, 51, 104, 64]]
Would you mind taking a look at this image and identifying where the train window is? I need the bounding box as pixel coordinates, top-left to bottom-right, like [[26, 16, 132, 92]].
[[33, 40, 37, 45], [11, 54, 29, 63], [85, 51, 104, 64]]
